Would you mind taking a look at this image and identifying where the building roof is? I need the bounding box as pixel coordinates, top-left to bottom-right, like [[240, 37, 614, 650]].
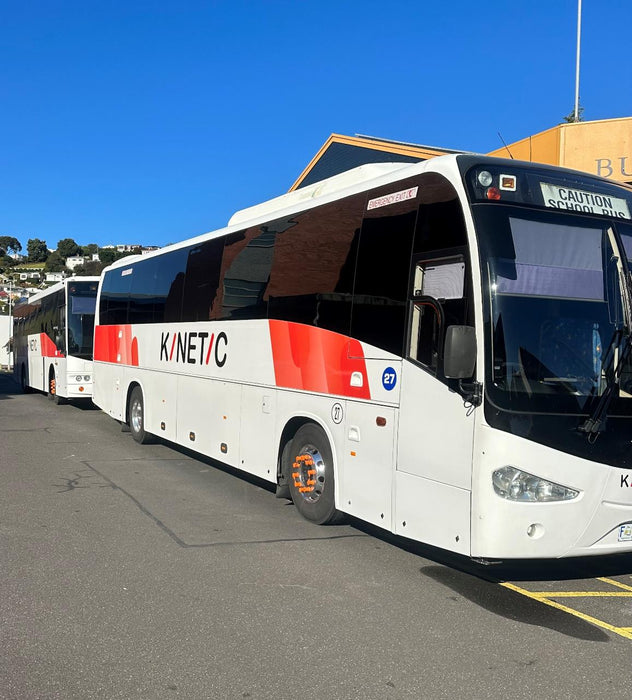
[[290, 133, 465, 191], [293, 118, 632, 192]]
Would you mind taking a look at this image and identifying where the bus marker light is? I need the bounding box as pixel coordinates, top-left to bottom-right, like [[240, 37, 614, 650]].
[[500, 174, 517, 191], [486, 187, 502, 201], [79, 386, 84, 392], [160, 422, 166, 431], [376, 417, 387, 427], [221, 443, 228, 453], [189, 432, 195, 441]]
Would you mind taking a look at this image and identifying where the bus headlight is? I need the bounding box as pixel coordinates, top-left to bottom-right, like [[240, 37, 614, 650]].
[[492, 466, 579, 502], [83, 375, 91, 382]]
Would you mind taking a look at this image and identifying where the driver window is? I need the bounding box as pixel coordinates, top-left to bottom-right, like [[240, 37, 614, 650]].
[[409, 257, 466, 373]]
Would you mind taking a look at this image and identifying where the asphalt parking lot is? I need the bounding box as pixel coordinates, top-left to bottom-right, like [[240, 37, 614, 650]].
[[2, 371, 632, 699]]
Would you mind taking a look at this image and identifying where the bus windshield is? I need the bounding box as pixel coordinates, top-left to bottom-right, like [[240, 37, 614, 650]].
[[474, 203, 632, 417], [67, 281, 97, 359]]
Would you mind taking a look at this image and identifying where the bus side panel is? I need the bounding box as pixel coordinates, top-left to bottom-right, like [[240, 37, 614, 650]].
[[341, 401, 396, 529], [397, 361, 475, 490], [176, 376, 241, 468], [27, 334, 46, 392], [240, 385, 277, 482], [93, 360, 126, 421], [394, 471, 471, 554]]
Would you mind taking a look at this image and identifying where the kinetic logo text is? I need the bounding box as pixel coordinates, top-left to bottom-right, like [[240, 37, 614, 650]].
[[160, 331, 228, 367]]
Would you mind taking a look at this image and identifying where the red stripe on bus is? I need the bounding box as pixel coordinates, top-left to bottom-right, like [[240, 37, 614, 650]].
[[94, 325, 139, 366], [40, 333, 64, 358], [269, 320, 370, 399]]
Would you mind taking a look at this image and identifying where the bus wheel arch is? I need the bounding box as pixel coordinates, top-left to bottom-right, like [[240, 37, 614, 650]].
[[48, 365, 65, 404], [280, 419, 343, 525], [126, 383, 154, 444]]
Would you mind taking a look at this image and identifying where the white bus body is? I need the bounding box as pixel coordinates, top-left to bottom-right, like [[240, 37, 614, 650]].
[[13, 277, 99, 401], [92, 155, 632, 559]]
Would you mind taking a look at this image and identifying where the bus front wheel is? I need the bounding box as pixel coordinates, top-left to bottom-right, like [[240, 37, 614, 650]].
[[128, 386, 154, 444], [286, 423, 342, 525], [48, 369, 65, 405]]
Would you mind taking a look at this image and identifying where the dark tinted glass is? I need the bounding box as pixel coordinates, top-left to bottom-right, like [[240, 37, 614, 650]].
[[212, 229, 274, 320], [129, 257, 162, 324], [267, 193, 365, 335], [350, 179, 420, 356], [156, 248, 188, 323], [99, 267, 133, 325], [181, 238, 224, 322]]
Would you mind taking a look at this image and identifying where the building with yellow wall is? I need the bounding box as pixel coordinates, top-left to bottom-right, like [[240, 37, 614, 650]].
[[293, 117, 632, 190], [488, 117, 632, 185]]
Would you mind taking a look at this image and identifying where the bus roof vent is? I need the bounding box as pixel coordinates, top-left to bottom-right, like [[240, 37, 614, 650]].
[[228, 162, 412, 227]]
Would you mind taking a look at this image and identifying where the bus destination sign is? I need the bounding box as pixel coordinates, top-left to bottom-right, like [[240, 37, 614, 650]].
[[540, 182, 631, 220]]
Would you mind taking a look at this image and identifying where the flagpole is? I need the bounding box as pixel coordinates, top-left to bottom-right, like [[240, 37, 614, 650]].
[[574, 0, 582, 121]]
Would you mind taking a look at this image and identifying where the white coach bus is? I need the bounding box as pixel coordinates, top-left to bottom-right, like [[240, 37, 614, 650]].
[[13, 277, 99, 402], [93, 155, 632, 560]]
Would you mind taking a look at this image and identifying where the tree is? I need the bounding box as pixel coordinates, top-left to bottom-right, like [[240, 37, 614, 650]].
[[563, 104, 584, 123], [98, 248, 117, 266], [83, 243, 98, 256], [27, 238, 49, 263], [73, 259, 104, 276], [0, 236, 22, 255], [57, 237, 82, 258], [45, 250, 66, 272]]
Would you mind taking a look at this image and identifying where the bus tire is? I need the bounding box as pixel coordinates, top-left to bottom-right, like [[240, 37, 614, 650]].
[[20, 365, 32, 394], [286, 423, 343, 525], [48, 369, 65, 405], [128, 386, 154, 444]]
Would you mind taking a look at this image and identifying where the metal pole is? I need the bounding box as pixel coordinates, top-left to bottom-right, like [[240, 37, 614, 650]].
[[574, 0, 582, 121]]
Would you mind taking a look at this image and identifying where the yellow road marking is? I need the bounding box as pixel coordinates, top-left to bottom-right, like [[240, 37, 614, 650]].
[[598, 577, 632, 592], [500, 582, 632, 640], [526, 591, 632, 598]]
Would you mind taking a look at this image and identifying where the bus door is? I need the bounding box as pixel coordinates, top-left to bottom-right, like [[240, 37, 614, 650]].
[[395, 254, 476, 553]]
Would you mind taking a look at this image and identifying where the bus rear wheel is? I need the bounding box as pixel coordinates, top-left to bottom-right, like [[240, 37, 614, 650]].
[[128, 386, 154, 444], [20, 365, 32, 394], [286, 423, 342, 525]]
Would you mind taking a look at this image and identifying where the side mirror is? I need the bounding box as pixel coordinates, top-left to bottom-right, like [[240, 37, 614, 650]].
[[444, 325, 476, 379]]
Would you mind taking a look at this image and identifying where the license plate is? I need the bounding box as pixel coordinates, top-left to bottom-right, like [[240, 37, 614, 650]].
[[618, 523, 632, 542]]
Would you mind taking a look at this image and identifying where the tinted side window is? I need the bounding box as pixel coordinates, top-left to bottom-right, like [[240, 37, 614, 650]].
[[212, 228, 274, 320], [156, 248, 189, 323], [126, 249, 189, 325], [129, 257, 161, 324], [181, 238, 224, 322], [351, 178, 420, 356], [266, 193, 364, 335], [41, 289, 65, 352], [99, 268, 133, 325]]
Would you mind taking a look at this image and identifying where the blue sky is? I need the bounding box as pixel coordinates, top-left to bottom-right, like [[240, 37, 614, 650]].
[[2, 0, 631, 251]]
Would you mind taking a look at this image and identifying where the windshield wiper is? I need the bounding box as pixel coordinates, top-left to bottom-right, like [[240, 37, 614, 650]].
[[579, 227, 632, 440], [578, 328, 632, 438]]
